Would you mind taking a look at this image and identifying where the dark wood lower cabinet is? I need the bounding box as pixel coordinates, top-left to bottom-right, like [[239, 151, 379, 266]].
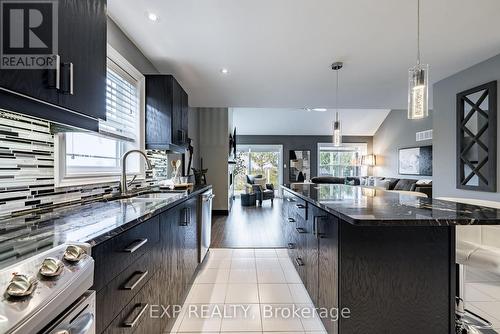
[[159, 197, 198, 332], [317, 214, 339, 334], [304, 207, 321, 306], [281, 189, 456, 334], [102, 271, 161, 334], [94, 196, 200, 334]]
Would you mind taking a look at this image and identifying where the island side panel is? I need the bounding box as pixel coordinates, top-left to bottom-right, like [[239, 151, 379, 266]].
[[338, 223, 455, 334]]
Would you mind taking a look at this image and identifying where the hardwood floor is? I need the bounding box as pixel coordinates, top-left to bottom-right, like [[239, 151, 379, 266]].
[[211, 198, 286, 248]]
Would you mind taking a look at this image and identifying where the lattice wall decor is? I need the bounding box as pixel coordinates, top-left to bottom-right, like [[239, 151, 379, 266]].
[[456, 81, 497, 192]]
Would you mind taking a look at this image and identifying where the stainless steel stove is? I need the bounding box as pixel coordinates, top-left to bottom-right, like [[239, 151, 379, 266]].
[[0, 243, 95, 334]]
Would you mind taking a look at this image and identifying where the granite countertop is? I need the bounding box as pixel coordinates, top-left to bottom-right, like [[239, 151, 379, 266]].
[[282, 183, 500, 226], [0, 185, 211, 270]]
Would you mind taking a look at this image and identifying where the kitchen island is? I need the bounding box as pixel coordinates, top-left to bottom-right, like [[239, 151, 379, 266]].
[[281, 183, 500, 334]]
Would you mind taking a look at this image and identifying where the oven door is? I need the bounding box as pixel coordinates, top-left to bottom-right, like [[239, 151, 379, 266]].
[[41, 291, 95, 334]]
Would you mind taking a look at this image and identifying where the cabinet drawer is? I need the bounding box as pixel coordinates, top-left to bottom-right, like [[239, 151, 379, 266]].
[[93, 216, 160, 291], [96, 251, 157, 334], [288, 196, 308, 220], [103, 272, 160, 334]]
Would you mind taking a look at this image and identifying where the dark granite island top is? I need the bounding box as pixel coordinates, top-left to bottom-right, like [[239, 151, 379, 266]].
[[281, 183, 474, 333], [282, 183, 500, 226], [0, 185, 211, 270]]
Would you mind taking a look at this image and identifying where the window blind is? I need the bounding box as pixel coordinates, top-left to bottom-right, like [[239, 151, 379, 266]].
[[99, 66, 139, 142]]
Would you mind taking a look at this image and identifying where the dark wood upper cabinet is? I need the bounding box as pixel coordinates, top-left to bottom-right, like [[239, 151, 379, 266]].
[[145, 75, 189, 151], [0, 0, 106, 131], [57, 0, 107, 120]]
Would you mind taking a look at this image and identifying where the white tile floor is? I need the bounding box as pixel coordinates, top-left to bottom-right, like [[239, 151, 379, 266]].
[[169, 248, 326, 334], [464, 267, 500, 330]]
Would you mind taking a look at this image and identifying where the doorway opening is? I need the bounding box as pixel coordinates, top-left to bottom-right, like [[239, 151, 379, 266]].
[[234, 144, 283, 197]]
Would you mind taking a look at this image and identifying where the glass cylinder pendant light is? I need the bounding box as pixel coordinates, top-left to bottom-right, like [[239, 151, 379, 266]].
[[408, 0, 429, 119], [332, 61, 343, 146], [333, 111, 341, 146]]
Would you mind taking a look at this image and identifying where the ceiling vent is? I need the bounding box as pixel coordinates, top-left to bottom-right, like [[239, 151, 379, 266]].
[[416, 129, 433, 141]]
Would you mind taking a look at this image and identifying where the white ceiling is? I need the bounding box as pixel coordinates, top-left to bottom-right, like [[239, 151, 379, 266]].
[[108, 0, 500, 109], [232, 108, 390, 136]]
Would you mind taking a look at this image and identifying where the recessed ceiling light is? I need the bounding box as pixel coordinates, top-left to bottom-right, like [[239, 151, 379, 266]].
[[220, 68, 229, 74], [305, 108, 327, 112], [147, 12, 159, 22]]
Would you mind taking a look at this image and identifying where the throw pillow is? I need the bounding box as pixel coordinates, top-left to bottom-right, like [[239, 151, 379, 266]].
[[360, 177, 367, 186], [384, 178, 400, 190], [367, 177, 375, 186], [416, 179, 432, 186], [394, 179, 417, 191], [374, 178, 390, 189], [254, 177, 267, 189], [346, 177, 361, 185]]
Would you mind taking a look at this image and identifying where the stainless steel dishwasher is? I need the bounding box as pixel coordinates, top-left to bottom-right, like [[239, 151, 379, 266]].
[[198, 189, 214, 263]]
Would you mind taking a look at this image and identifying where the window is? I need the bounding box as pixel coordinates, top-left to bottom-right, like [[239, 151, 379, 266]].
[[55, 46, 145, 186], [318, 143, 368, 177]]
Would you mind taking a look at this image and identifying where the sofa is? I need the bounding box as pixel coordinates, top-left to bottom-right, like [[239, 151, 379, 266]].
[[311, 176, 433, 198]]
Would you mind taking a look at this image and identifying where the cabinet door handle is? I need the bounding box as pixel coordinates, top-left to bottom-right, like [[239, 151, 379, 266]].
[[313, 216, 326, 239], [296, 204, 306, 209], [287, 243, 295, 249], [296, 227, 306, 234], [295, 258, 304, 266], [123, 303, 148, 327], [69, 62, 74, 95], [123, 238, 148, 253], [286, 197, 296, 202], [123, 271, 148, 290], [55, 55, 60, 89], [180, 207, 190, 226], [287, 217, 296, 223]]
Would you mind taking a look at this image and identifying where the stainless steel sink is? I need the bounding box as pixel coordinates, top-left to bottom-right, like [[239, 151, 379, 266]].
[[102, 190, 187, 202], [132, 192, 185, 200]]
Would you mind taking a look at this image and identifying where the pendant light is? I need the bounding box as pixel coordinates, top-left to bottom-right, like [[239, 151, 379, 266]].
[[408, 0, 429, 119], [332, 61, 343, 146]]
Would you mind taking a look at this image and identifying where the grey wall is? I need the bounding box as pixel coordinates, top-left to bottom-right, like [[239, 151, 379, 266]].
[[199, 108, 230, 211], [188, 107, 201, 171], [373, 110, 433, 179], [107, 18, 158, 74], [237, 135, 373, 184], [433, 53, 500, 201]]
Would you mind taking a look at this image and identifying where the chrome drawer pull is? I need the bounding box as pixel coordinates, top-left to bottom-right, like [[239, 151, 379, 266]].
[[180, 207, 190, 226], [123, 303, 148, 327], [69, 62, 74, 95], [295, 204, 306, 209], [123, 271, 149, 290], [296, 227, 307, 234], [123, 239, 148, 253], [55, 55, 60, 89], [295, 258, 304, 266], [287, 217, 296, 223], [287, 243, 295, 249]]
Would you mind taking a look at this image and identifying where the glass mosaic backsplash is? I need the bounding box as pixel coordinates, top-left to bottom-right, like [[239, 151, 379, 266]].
[[0, 110, 170, 218]]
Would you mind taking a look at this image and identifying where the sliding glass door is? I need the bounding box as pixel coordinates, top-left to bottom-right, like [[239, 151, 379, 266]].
[[234, 145, 283, 196]]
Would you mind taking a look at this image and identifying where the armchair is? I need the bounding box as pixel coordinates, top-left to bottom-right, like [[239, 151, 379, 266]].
[[245, 175, 275, 206]]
